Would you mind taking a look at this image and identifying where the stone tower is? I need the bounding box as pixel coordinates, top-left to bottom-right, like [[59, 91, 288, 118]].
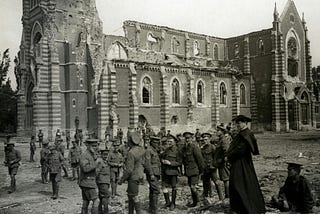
[[16, 0, 103, 140]]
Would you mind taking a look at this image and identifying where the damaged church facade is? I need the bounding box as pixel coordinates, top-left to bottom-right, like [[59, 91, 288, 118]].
[[16, 0, 318, 140]]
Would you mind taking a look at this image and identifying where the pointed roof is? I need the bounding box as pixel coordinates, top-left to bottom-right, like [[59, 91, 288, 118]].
[[279, 0, 304, 29], [273, 2, 279, 20]]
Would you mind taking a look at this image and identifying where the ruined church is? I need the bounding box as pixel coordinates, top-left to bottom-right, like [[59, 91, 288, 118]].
[[16, 0, 317, 140]]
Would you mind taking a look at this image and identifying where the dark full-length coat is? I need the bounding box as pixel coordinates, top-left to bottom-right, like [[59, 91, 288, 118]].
[[227, 128, 266, 214]]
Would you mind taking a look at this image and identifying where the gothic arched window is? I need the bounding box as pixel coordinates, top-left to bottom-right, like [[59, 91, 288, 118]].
[[171, 36, 180, 54], [107, 42, 128, 60], [258, 39, 264, 55], [240, 84, 246, 105], [220, 82, 227, 105], [194, 41, 200, 56], [197, 81, 204, 104], [172, 78, 180, 104], [142, 76, 152, 104], [287, 37, 298, 77], [234, 44, 239, 58], [33, 32, 42, 58], [214, 44, 219, 60]]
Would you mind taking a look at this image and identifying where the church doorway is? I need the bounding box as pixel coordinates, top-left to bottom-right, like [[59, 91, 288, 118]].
[[301, 103, 309, 125], [288, 100, 295, 130]]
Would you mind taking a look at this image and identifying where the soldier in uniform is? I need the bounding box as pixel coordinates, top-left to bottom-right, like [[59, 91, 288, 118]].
[[40, 140, 50, 184], [108, 139, 124, 197], [79, 139, 100, 214], [68, 140, 82, 181], [47, 145, 64, 199], [96, 149, 111, 214], [214, 125, 231, 199], [117, 128, 124, 144], [118, 131, 151, 214], [160, 135, 182, 211], [270, 162, 314, 213], [4, 141, 21, 193], [55, 138, 69, 177], [66, 130, 71, 150], [38, 129, 44, 148], [182, 132, 204, 207], [30, 135, 36, 162], [145, 136, 161, 214], [200, 132, 224, 200]]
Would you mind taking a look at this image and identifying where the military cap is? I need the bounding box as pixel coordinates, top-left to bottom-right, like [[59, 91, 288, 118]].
[[232, 114, 252, 123], [183, 132, 194, 138], [100, 148, 110, 153], [201, 132, 212, 138], [85, 138, 99, 144], [216, 125, 227, 132], [287, 161, 303, 169], [48, 145, 56, 150], [150, 136, 160, 143], [160, 137, 167, 143], [166, 134, 178, 142], [112, 139, 121, 146], [130, 131, 142, 145]]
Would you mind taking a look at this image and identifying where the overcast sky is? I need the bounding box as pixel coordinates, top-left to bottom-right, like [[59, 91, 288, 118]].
[[1, 0, 319, 90]]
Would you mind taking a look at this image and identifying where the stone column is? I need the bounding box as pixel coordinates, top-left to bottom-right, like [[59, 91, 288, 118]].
[[231, 76, 240, 118], [186, 69, 194, 123], [211, 73, 219, 128], [98, 61, 110, 140], [109, 63, 118, 138], [160, 66, 170, 128], [129, 63, 139, 129]]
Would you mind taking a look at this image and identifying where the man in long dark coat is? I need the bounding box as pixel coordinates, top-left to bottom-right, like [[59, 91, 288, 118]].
[[227, 115, 266, 214]]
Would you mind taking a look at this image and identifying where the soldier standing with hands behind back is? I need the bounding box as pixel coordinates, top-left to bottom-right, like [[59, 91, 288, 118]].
[[4, 140, 21, 193], [79, 139, 100, 214], [182, 132, 204, 208]]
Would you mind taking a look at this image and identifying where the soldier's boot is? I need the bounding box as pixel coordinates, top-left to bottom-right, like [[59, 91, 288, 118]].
[[102, 198, 109, 214], [214, 182, 224, 201], [51, 181, 56, 198], [63, 166, 68, 177], [54, 182, 59, 199], [152, 194, 159, 214], [149, 191, 154, 213], [98, 198, 103, 214], [128, 197, 135, 214], [81, 207, 88, 214], [91, 206, 99, 214], [187, 190, 199, 207], [224, 181, 229, 199], [134, 201, 142, 214], [8, 177, 16, 193], [163, 193, 171, 207], [170, 189, 177, 211], [111, 182, 116, 197]]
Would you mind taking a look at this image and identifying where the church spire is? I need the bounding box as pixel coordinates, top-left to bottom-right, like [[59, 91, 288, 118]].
[[273, 2, 279, 21], [302, 12, 306, 24]]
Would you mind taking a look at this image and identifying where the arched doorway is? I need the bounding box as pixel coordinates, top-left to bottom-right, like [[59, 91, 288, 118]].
[[300, 92, 309, 125], [26, 83, 34, 129]]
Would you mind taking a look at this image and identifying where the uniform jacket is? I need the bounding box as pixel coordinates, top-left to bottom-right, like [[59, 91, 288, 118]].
[[226, 128, 265, 214], [108, 151, 124, 172], [68, 146, 82, 164], [96, 158, 111, 184], [40, 147, 50, 166], [200, 142, 216, 171], [30, 140, 36, 151], [161, 145, 182, 176], [38, 132, 43, 142], [55, 143, 65, 157], [5, 149, 21, 169], [182, 142, 204, 177], [47, 151, 64, 174], [120, 145, 150, 182], [214, 134, 230, 168], [279, 175, 314, 213], [79, 150, 98, 188], [145, 145, 161, 176]]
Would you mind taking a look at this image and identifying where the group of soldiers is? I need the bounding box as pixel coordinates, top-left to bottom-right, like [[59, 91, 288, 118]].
[[3, 114, 316, 214]]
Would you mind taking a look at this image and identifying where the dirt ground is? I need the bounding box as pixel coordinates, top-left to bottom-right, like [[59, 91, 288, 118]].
[[1, 131, 320, 214]]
